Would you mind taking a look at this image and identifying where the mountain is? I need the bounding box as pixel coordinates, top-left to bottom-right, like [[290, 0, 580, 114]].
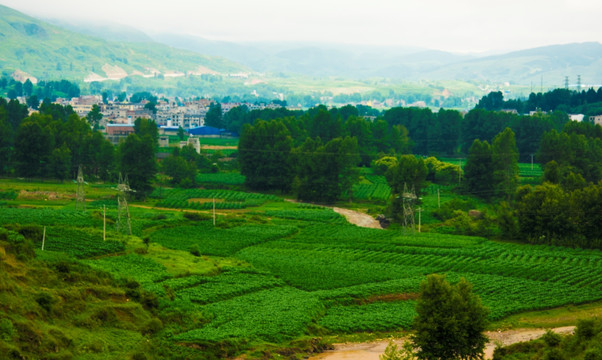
[[0, 5, 247, 82], [43, 18, 155, 43], [153, 32, 602, 85], [421, 42, 602, 85]]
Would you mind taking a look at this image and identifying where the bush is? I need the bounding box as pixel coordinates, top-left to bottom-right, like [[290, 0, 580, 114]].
[[0, 318, 14, 340], [183, 212, 211, 221], [189, 245, 201, 257], [35, 292, 56, 312], [542, 330, 562, 347]]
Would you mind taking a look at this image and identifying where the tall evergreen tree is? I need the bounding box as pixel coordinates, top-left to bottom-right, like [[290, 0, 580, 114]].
[[464, 139, 494, 199], [492, 128, 519, 201]]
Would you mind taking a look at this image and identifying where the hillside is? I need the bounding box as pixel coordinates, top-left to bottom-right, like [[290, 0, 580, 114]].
[[154, 32, 602, 85], [422, 42, 602, 85], [0, 4, 247, 82]]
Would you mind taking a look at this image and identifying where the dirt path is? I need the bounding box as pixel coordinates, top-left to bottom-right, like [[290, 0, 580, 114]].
[[332, 207, 382, 229], [308, 326, 575, 360]]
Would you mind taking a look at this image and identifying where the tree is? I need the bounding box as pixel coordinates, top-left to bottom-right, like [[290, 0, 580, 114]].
[[162, 154, 196, 187], [239, 120, 293, 192], [204, 102, 223, 128], [412, 274, 489, 360], [491, 128, 519, 201], [293, 136, 360, 203], [386, 155, 428, 223], [23, 79, 33, 97], [14, 115, 53, 177], [49, 143, 72, 182], [134, 117, 158, 146], [87, 104, 103, 129], [118, 133, 157, 198], [463, 139, 494, 199]]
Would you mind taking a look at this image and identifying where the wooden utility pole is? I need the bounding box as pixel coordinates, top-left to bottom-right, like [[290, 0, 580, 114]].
[[103, 205, 106, 241], [42, 226, 46, 250]]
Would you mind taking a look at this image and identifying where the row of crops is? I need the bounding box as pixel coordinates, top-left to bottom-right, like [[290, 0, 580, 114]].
[[152, 188, 282, 210], [352, 175, 392, 201], [7, 192, 602, 348]]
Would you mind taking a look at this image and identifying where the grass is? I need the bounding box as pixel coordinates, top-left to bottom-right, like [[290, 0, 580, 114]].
[[490, 300, 602, 330]]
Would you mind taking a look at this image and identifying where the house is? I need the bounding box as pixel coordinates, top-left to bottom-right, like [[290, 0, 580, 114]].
[[105, 124, 135, 145], [590, 115, 602, 126]]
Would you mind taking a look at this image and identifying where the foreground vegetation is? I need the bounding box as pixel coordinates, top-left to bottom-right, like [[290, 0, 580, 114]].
[[1, 179, 601, 359]]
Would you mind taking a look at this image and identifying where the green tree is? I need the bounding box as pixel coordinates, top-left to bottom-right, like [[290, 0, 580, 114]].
[[386, 155, 428, 223], [49, 143, 72, 182], [23, 79, 33, 97], [134, 117, 158, 146], [118, 133, 157, 198], [162, 155, 196, 187], [492, 128, 519, 201], [412, 274, 489, 360], [14, 115, 53, 177], [239, 120, 293, 192], [463, 139, 494, 199], [204, 102, 223, 128], [87, 104, 103, 129]]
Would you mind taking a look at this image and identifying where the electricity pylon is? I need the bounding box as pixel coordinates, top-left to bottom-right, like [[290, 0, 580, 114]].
[[402, 183, 417, 229], [115, 173, 134, 235]]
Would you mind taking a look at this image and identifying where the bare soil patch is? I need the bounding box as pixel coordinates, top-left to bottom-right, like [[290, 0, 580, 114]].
[[308, 326, 575, 360], [332, 207, 382, 229]]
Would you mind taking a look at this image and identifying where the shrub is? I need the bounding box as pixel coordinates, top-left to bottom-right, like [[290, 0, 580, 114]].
[[183, 212, 211, 221], [542, 330, 562, 347]]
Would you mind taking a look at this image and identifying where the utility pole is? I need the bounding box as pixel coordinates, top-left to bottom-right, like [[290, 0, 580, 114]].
[[418, 207, 421, 233], [75, 164, 86, 211], [41, 226, 46, 250], [103, 205, 106, 241]]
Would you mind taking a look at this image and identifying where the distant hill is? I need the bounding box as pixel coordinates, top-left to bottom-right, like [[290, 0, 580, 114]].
[[154, 32, 602, 85], [421, 42, 602, 85], [0, 4, 247, 82]]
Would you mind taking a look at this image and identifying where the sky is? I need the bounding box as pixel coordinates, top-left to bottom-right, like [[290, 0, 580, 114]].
[[0, 0, 600, 53]]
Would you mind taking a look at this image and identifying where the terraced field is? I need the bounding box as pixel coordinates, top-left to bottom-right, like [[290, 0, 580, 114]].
[[3, 191, 601, 352]]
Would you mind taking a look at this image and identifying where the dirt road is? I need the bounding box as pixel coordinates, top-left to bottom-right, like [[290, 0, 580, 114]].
[[332, 207, 382, 229], [308, 326, 575, 360]]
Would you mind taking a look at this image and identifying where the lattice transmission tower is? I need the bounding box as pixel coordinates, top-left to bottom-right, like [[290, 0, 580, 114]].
[[75, 165, 86, 211], [401, 183, 417, 229], [115, 173, 134, 235]]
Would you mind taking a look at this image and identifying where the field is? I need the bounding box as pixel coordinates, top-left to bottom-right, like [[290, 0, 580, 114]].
[[1, 177, 601, 358]]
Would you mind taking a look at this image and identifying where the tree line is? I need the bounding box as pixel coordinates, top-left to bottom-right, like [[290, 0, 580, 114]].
[[477, 88, 602, 116]]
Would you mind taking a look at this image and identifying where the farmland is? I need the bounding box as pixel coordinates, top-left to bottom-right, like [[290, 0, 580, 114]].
[[1, 173, 600, 359]]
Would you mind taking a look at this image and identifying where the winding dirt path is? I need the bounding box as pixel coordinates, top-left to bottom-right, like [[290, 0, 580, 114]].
[[308, 326, 575, 360]]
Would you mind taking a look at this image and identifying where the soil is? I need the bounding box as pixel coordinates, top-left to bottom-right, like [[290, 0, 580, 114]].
[[308, 326, 576, 360], [200, 145, 237, 150], [332, 207, 382, 229]]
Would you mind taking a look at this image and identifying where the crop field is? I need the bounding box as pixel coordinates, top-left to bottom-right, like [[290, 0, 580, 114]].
[[152, 188, 282, 210], [195, 172, 246, 185], [352, 174, 391, 201], [4, 183, 602, 354]]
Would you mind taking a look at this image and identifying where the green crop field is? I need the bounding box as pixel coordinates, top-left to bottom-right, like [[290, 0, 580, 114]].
[[3, 179, 602, 358]]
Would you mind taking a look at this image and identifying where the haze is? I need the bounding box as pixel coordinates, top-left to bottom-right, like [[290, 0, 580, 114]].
[[0, 0, 600, 53]]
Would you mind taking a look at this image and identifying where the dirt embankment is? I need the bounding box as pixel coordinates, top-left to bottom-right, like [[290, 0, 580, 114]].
[[308, 326, 576, 360]]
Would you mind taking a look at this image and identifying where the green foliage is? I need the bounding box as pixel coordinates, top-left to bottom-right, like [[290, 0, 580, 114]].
[[464, 139, 494, 199], [492, 128, 520, 201], [380, 341, 417, 360], [239, 119, 293, 192], [412, 275, 489, 360], [118, 133, 157, 197]]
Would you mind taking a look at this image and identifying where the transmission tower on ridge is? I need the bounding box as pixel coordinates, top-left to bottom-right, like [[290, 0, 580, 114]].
[[401, 183, 417, 229], [115, 173, 134, 235], [75, 164, 86, 211]]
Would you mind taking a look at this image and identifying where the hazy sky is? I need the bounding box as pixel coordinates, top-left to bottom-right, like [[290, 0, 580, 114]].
[[1, 0, 600, 52]]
